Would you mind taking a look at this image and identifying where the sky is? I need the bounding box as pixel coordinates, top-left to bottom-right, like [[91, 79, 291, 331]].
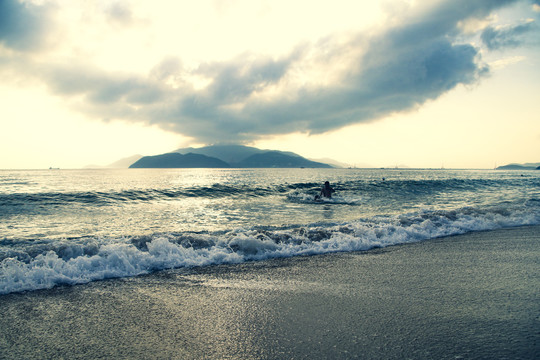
[[1, 0, 539, 169]]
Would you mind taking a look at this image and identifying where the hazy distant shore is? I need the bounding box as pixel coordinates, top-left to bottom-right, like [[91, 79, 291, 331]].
[[1, 225, 538, 359]]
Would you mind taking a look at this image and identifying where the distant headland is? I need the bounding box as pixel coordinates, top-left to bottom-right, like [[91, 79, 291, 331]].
[[128, 145, 334, 169], [495, 162, 540, 170]]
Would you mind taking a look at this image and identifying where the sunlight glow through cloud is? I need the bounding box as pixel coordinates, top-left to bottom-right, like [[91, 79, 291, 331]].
[[0, 0, 539, 168]]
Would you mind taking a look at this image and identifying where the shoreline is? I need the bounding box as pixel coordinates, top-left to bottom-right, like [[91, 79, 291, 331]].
[[1, 225, 539, 359]]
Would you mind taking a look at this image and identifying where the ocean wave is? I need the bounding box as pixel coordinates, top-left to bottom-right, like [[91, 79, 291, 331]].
[[286, 190, 362, 205], [1, 176, 536, 209], [0, 185, 274, 208], [1, 204, 539, 295]]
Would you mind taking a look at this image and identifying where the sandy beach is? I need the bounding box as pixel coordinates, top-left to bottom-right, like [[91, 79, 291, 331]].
[[1, 225, 538, 359]]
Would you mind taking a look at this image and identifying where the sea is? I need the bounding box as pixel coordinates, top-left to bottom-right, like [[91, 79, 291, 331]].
[[1, 168, 539, 295]]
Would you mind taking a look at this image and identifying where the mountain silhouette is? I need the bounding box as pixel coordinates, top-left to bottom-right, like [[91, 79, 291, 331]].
[[130, 145, 333, 168], [175, 145, 264, 164], [129, 153, 230, 168], [233, 151, 331, 168], [496, 162, 540, 170]]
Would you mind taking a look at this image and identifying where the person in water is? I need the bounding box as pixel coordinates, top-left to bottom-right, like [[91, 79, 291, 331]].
[[318, 181, 335, 199]]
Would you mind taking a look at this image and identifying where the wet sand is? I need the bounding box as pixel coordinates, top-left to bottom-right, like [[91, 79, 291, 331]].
[[1, 226, 539, 359]]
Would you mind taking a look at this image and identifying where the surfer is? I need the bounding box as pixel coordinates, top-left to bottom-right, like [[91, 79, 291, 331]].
[[316, 181, 335, 200]]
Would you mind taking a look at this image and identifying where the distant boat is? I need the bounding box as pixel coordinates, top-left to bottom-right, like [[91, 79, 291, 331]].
[[49, 167, 60, 170]]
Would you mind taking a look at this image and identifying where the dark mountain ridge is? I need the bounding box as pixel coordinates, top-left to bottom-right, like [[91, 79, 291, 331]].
[[233, 151, 331, 168], [496, 162, 540, 170], [175, 144, 302, 164], [129, 153, 230, 168], [130, 145, 332, 168], [175, 145, 263, 164]]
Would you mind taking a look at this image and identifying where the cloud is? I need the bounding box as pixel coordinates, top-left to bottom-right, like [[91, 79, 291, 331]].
[[149, 0, 516, 142], [0, 0, 53, 51], [103, 1, 147, 28], [105, 2, 134, 25], [43, 64, 164, 105], [488, 55, 526, 69], [2, 0, 532, 144], [481, 21, 537, 49]]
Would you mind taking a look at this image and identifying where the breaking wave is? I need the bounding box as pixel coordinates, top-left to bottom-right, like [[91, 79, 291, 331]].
[[1, 204, 539, 295]]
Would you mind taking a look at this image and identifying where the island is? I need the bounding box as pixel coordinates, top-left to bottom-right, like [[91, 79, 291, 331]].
[[129, 145, 333, 168], [129, 153, 230, 168], [495, 162, 540, 170]]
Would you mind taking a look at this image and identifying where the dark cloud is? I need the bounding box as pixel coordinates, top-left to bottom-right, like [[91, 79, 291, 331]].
[[7, 0, 532, 143], [105, 2, 133, 24], [481, 22, 536, 49], [37, 62, 167, 126], [150, 0, 513, 143], [213, 41, 484, 141], [0, 0, 52, 51], [104, 1, 144, 27], [195, 55, 293, 105]]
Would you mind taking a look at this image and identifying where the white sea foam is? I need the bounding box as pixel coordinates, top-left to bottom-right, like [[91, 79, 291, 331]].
[[1, 205, 539, 295], [286, 190, 362, 205]]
